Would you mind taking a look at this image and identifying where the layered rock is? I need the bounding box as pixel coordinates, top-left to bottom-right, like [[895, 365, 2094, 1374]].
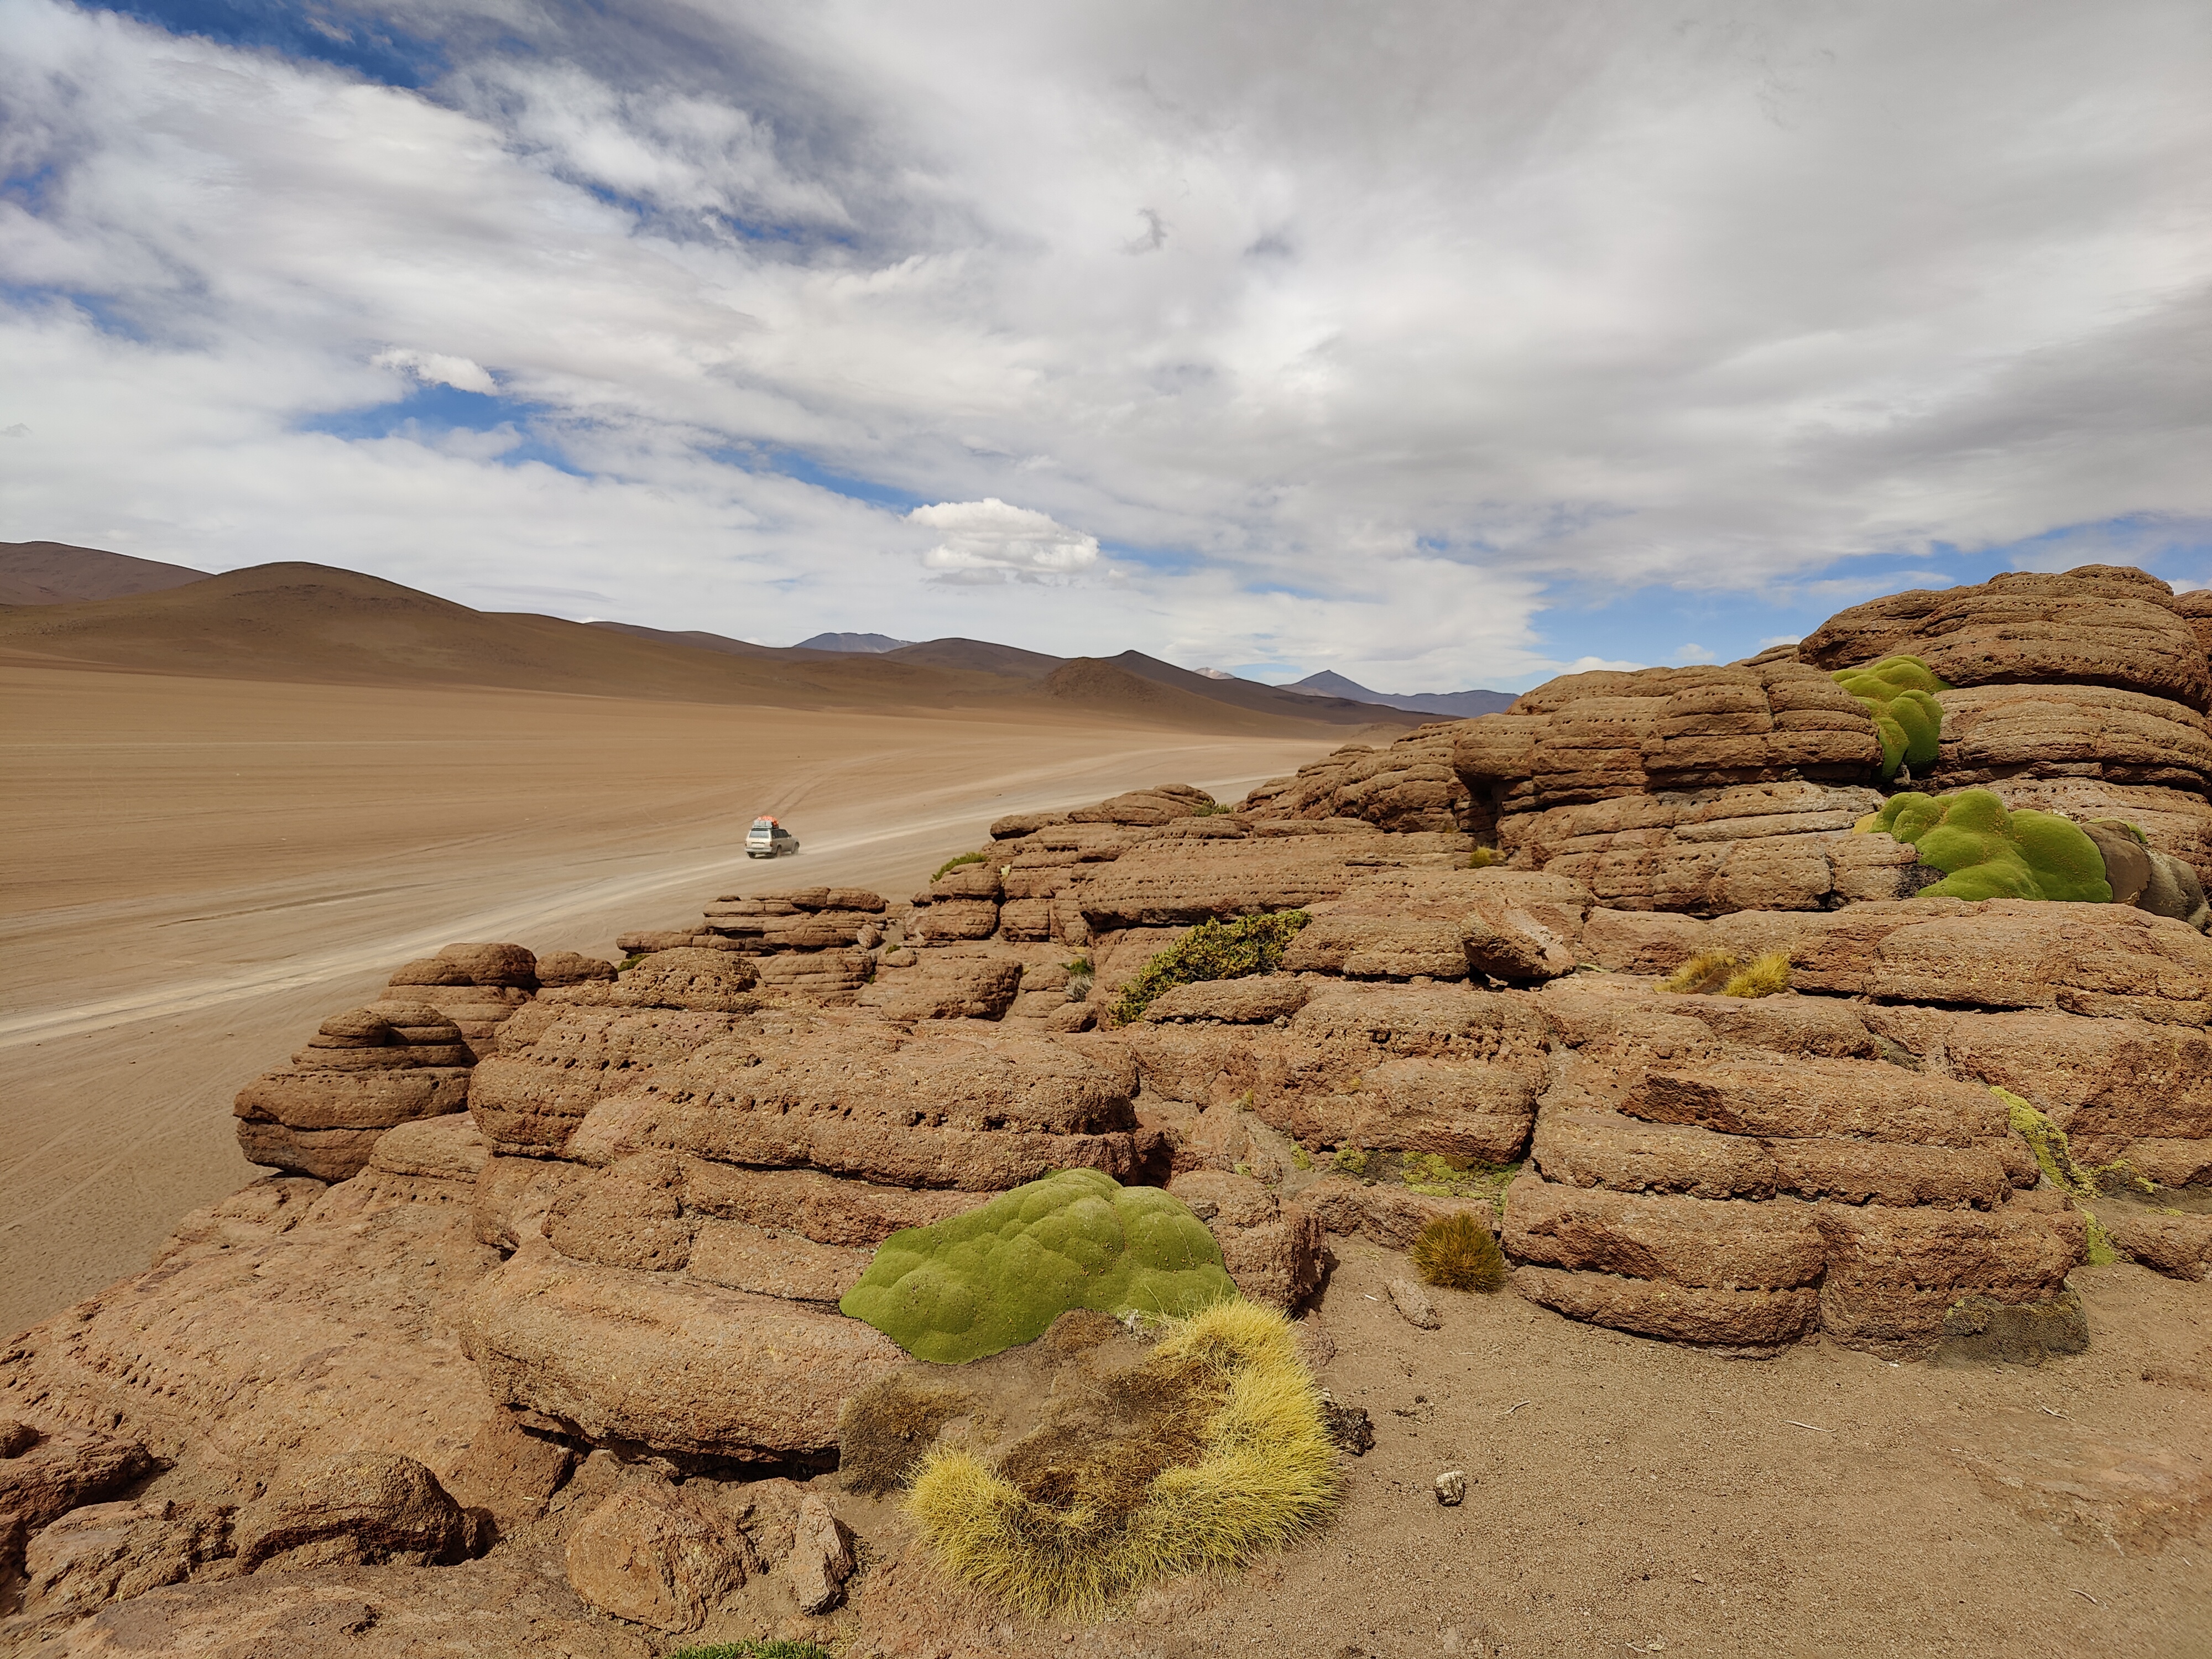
[[1797, 565, 2211, 711], [620, 887, 888, 1003], [233, 1004, 474, 1181], [1238, 728, 1470, 832], [1222, 565, 2212, 907], [1506, 984, 2084, 1355]]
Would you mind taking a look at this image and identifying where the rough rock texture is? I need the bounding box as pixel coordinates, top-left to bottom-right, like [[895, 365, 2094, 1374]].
[[24, 665, 2212, 1644], [562, 1476, 757, 1632], [462, 1243, 907, 1464], [11, 1559, 651, 1656], [1166, 1170, 1325, 1311], [786, 1492, 855, 1614], [1798, 565, 2211, 712], [15, 1498, 236, 1624], [232, 1005, 474, 1181], [1452, 662, 1883, 830], [1505, 782, 1918, 914], [232, 1453, 476, 1573], [0, 1177, 500, 1504], [1239, 728, 1470, 832], [1506, 981, 2089, 1353], [0, 1426, 161, 1537], [232, 942, 549, 1180]]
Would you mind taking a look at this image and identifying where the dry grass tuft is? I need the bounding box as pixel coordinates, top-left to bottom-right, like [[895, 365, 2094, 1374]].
[[1658, 949, 1740, 994], [905, 1300, 1339, 1619], [1720, 951, 1791, 998], [1408, 1212, 1507, 1292]]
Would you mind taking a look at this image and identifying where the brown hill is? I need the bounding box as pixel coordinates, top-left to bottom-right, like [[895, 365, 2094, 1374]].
[[884, 637, 1066, 679], [0, 540, 210, 606], [1037, 656, 1345, 735], [582, 618, 813, 658], [0, 563, 1366, 736]]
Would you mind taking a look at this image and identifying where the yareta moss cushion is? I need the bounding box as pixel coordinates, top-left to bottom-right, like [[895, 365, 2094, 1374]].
[[1861, 787, 2112, 903], [1832, 655, 1948, 780], [839, 1169, 1237, 1364]]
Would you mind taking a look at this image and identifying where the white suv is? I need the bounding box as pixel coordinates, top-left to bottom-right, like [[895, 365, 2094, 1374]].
[[745, 817, 799, 858]]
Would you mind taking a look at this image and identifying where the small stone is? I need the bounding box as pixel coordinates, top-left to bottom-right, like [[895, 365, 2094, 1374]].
[[786, 1493, 855, 1614], [1387, 1276, 1442, 1330], [0, 1420, 38, 1458], [1434, 1470, 1467, 1506]]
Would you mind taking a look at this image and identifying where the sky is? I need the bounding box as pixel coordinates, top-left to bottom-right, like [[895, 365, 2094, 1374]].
[[2, 1, 2208, 692]]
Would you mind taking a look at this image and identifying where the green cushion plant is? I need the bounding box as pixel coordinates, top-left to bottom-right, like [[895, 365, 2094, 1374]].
[[1832, 654, 1948, 780], [839, 1169, 1237, 1364], [1860, 788, 2111, 903]]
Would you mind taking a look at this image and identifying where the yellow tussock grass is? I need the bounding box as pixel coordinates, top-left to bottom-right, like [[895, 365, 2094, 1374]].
[[905, 1300, 1340, 1619], [1720, 951, 1791, 998], [1658, 949, 1739, 994]]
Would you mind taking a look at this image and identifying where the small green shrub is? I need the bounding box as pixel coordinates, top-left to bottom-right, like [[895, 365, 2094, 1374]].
[[1109, 910, 1311, 1025], [1291, 1144, 1313, 1171], [1833, 654, 1948, 780], [1720, 951, 1790, 998], [1331, 1146, 1370, 1177], [668, 1643, 833, 1659], [1409, 1212, 1507, 1292], [1468, 846, 1502, 869], [1190, 800, 1233, 816], [932, 850, 988, 883]]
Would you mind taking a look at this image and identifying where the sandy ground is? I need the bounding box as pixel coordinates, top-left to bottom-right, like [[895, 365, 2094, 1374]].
[[823, 1250, 2212, 1659], [0, 663, 1333, 1338]]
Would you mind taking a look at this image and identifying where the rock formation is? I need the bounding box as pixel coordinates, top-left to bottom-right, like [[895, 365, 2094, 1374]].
[[6, 561, 2210, 1646]]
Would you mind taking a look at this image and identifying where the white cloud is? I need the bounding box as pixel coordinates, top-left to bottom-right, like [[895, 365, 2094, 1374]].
[[373, 348, 497, 394], [0, 0, 2206, 685], [909, 498, 1099, 582]]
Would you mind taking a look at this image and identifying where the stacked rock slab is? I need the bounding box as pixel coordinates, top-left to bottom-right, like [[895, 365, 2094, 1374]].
[[233, 942, 581, 1181], [620, 887, 890, 1004], [1237, 727, 1469, 832], [1445, 661, 1919, 912], [460, 987, 1168, 1469], [1228, 564, 2212, 910], [234, 1004, 474, 1182], [1799, 568, 2212, 885]]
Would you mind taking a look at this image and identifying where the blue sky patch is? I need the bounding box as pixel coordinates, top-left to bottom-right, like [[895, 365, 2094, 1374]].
[[94, 1, 450, 88], [298, 383, 585, 476]]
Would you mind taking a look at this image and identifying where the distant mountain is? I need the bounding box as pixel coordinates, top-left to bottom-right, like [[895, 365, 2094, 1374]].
[[1107, 651, 1423, 727], [795, 632, 914, 653], [1281, 670, 1516, 718], [1, 540, 210, 606]]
